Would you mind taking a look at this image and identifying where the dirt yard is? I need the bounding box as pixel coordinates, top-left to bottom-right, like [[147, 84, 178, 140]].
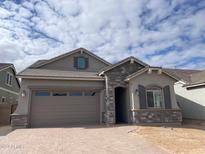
[[131, 119, 205, 154]]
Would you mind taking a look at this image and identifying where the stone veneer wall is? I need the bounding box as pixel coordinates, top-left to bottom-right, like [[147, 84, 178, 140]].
[[132, 109, 182, 124], [104, 61, 144, 124], [11, 114, 28, 130]]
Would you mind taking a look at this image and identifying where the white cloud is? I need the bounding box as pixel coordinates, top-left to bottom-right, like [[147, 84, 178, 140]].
[[0, 0, 205, 72]]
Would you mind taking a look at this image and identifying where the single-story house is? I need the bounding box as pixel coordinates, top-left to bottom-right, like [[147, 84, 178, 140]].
[[0, 63, 20, 125], [165, 69, 205, 120], [11, 48, 182, 129]]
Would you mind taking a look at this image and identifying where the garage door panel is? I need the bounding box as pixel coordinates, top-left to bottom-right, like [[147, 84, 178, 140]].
[[32, 112, 98, 118], [30, 90, 100, 127], [32, 109, 98, 114], [31, 103, 98, 112], [32, 118, 98, 124], [32, 102, 98, 108]]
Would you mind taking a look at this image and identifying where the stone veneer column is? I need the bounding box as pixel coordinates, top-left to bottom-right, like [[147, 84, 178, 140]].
[[11, 114, 29, 130], [105, 75, 115, 124], [103, 61, 144, 124], [104, 74, 128, 124]]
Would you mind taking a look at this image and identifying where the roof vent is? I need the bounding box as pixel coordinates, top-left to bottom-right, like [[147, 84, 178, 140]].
[[130, 58, 134, 64], [80, 49, 83, 54]]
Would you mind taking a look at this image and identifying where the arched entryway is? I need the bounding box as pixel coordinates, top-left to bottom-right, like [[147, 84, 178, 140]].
[[115, 87, 128, 123]]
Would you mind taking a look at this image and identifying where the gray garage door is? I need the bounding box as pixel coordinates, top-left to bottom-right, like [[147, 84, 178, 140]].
[[30, 90, 100, 127]]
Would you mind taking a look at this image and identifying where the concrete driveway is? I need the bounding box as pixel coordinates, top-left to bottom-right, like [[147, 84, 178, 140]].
[[0, 125, 167, 154]]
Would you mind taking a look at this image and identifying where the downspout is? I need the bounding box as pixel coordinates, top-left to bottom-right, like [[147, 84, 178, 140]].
[[105, 75, 109, 124], [130, 81, 136, 123], [131, 89, 135, 123], [105, 75, 109, 97]]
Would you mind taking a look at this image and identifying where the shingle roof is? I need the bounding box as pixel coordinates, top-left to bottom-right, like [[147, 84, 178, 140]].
[[0, 63, 12, 70], [164, 68, 204, 85], [17, 69, 104, 80], [29, 60, 48, 68], [190, 71, 205, 85]]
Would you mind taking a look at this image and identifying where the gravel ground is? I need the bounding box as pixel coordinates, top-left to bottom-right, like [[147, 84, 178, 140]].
[[0, 125, 166, 154], [132, 120, 205, 154]]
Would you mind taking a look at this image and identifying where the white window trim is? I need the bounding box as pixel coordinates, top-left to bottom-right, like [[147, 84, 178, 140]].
[[5, 72, 13, 87], [146, 89, 164, 109]]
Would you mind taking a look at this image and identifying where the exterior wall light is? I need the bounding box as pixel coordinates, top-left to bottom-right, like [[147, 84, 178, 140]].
[[130, 58, 134, 64], [80, 49, 83, 54], [21, 90, 26, 97], [135, 89, 139, 94]]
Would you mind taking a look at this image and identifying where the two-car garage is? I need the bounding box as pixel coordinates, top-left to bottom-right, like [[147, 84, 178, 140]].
[[30, 90, 100, 127]]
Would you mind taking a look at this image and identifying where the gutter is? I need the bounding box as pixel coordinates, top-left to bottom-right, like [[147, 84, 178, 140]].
[[17, 75, 105, 81], [184, 82, 205, 88]]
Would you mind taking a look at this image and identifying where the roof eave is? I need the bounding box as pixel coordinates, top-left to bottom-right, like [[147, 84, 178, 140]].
[[17, 75, 105, 81], [0, 64, 13, 72], [125, 67, 180, 82], [99, 57, 149, 75], [184, 82, 205, 88], [34, 48, 111, 68], [0, 64, 21, 88], [125, 67, 149, 81]]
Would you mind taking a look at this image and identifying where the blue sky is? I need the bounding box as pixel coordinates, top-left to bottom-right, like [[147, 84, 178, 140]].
[[0, 0, 205, 71]]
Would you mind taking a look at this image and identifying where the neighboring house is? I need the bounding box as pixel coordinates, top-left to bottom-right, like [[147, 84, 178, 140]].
[[0, 63, 20, 125], [165, 69, 205, 120], [11, 48, 182, 129]]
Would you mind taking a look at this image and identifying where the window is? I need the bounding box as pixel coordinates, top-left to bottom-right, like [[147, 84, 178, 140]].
[[69, 92, 83, 96], [35, 91, 50, 96], [84, 92, 96, 96], [146, 89, 163, 108], [1, 97, 6, 103], [74, 57, 88, 69], [6, 73, 13, 86], [52, 92, 67, 96]]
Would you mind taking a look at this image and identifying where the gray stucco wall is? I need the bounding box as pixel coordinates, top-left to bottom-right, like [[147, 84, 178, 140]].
[[175, 83, 205, 120], [0, 67, 20, 104], [39, 52, 108, 72], [0, 89, 18, 104], [128, 71, 181, 124], [129, 71, 179, 110]]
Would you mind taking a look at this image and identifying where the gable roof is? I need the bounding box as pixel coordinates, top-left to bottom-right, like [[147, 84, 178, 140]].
[[0, 63, 21, 88], [190, 70, 205, 85], [125, 66, 180, 81], [183, 70, 205, 87], [0, 63, 13, 71], [29, 60, 48, 68], [31, 48, 111, 68], [163, 68, 200, 83], [164, 68, 204, 87], [99, 56, 149, 75]]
